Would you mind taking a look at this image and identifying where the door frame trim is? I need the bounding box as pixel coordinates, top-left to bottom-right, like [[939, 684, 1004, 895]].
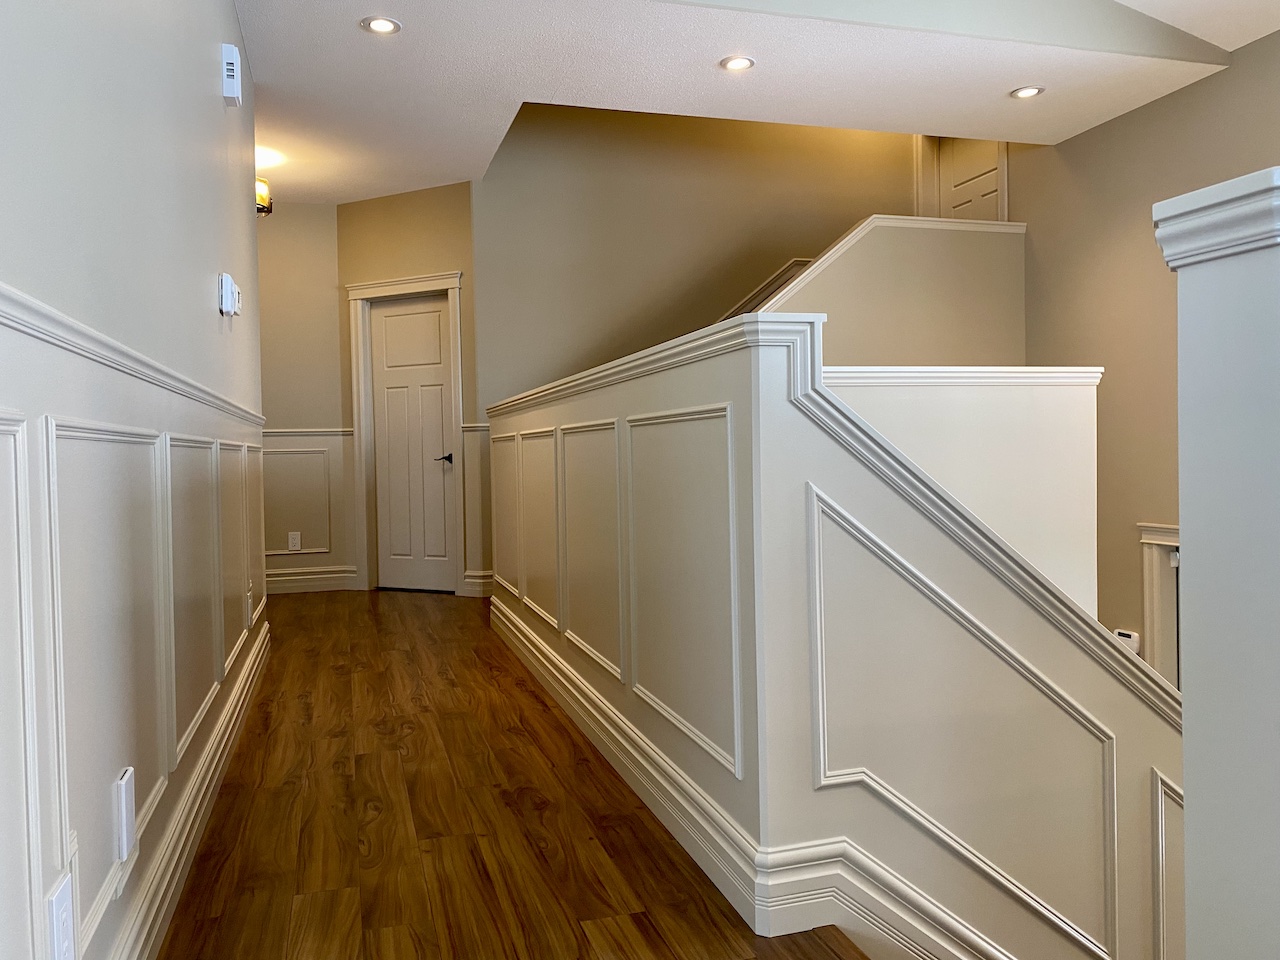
[[347, 272, 466, 593]]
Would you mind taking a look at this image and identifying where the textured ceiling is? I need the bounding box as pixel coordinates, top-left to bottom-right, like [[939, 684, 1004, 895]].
[[1114, 0, 1280, 50], [236, 0, 1275, 204]]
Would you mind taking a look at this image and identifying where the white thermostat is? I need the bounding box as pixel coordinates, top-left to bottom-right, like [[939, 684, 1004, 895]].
[[218, 273, 242, 317], [222, 44, 242, 106]]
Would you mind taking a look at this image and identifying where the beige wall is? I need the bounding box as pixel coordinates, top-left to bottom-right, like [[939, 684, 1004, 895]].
[[338, 182, 477, 420], [473, 104, 915, 412], [258, 203, 342, 428], [1009, 27, 1280, 633], [0, 1, 260, 410]]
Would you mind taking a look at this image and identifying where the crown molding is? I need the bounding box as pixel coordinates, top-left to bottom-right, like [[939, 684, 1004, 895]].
[[1154, 167, 1280, 270]]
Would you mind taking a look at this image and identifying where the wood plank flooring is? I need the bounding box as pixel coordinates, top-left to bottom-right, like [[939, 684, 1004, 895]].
[[158, 591, 869, 960]]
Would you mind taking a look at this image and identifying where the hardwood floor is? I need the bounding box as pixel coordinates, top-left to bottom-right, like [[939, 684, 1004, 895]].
[[158, 591, 868, 960]]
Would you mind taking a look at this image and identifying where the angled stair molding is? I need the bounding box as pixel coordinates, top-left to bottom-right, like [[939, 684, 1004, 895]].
[[487, 312, 1180, 731], [492, 594, 1029, 960], [807, 482, 1118, 960], [0, 279, 265, 426]]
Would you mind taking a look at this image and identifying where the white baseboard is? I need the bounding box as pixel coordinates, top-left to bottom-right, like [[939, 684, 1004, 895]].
[[104, 620, 271, 960], [489, 597, 977, 960], [265, 565, 359, 594], [457, 569, 494, 598]]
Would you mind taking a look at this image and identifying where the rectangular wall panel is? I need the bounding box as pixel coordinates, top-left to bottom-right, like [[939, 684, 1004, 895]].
[[246, 446, 265, 617], [53, 428, 162, 925], [518, 430, 558, 626], [629, 407, 739, 775], [562, 422, 623, 678], [218, 443, 247, 667], [168, 440, 219, 760], [491, 435, 518, 594], [263, 449, 330, 555]]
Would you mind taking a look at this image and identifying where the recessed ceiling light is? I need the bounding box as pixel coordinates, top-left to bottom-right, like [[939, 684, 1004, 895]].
[[360, 16, 402, 34], [255, 146, 286, 169], [720, 56, 755, 72], [1010, 85, 1045, 99]]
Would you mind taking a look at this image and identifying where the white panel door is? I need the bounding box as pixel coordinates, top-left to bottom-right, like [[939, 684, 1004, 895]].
[[939, 138, 1006, 221], [371, 295, 457, 591]]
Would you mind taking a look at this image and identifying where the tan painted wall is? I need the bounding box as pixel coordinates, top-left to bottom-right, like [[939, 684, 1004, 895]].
[[473, 104, 915, 412], [338, 182, 477, 420], [1008, 28, 1280, 633], [0, 1, 260, 410], [258, 203, 342, 428], [775, 220, 1026, 365]]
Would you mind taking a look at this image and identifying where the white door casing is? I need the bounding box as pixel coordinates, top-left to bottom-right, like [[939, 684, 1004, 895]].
[[370, 294, 457, 590], [349, 273, 466, 594]]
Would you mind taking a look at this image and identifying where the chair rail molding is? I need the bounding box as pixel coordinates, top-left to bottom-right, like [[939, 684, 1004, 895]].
[[0, 280, 264, 426], [823, 366, 1104, 387]]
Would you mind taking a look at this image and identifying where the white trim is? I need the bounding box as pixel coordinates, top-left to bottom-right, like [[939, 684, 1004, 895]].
[[0, 280, 264, 425], [1139, 522, 1180, 547], [823, 366, 1104, 387], [488, 315, 1180, 729], [346, 271, 461, 299], [1151, 768, 1184, 960], [1139, 523, 1180, 685], [516, 427, 560, 629], [490, 596, 1003, 960], [457, 570, 493, 598], [625, 403, 743, 780], [261, 427, 353, 437], [175, 682, 219, 767], [757, 215, 1026, 312], [349, 273, 466, 593], [0, 411, 44, 960], [462, 422, 490, 433], [104, 623, 270, 960], [807, 483, 1117, 960], [1155, 167, 1280, 270], [560, 418, 626, 683], [265, 564, 360, 594]]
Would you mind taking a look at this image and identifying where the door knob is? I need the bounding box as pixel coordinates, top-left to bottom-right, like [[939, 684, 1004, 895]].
[[435, 453, 453, 464]]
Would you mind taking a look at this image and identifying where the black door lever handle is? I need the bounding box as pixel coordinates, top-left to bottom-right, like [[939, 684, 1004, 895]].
[[434, 453, 453, 464]]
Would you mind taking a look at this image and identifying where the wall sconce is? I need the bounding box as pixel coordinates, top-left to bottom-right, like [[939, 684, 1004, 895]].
[[255, 177, 273, 217]]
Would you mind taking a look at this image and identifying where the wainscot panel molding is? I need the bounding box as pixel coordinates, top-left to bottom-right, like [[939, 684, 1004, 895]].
[[627, 405, 742, 779], [460, 423, 492, 598], [486, 311, 1182, 960], [807, 482, 1118, 958], [560, 419, 625, 681], [517, 428, 560, 629], [0, 280, 264, 426], [262, 447, 332, 555], [1151, 769, 1185, 960], [0, 411, 40, 960]]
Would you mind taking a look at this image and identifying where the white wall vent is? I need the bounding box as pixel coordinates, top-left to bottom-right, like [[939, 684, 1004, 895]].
[[222, 43, 242, 106]]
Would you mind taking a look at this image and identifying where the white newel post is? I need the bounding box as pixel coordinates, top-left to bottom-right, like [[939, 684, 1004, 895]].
[[1155, 167, 1280, 958]]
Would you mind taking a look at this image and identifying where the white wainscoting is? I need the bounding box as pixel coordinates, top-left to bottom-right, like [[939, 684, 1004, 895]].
[[0, 280, 269, 960], [560, 419, 624, 680], [460, 423, 493, 597], [628, 406, 742, 779], [486, 312, 1182, 960], [1151, 769, 1185, 960], [517, 429, 559, 628], [262, 428, 361, 594]]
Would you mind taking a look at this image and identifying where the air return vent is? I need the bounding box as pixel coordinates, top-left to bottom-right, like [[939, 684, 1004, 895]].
[[222, 43, 242, 106]]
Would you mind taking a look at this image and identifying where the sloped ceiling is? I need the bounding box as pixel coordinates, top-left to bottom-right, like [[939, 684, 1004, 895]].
[[236, 0, 1279, 203]]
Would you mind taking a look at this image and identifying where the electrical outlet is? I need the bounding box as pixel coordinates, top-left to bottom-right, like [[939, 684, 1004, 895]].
[[48, 871, 75, 960], [288, 532, 301, 552]]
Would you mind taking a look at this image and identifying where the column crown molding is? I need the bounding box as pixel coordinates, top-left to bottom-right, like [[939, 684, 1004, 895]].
[[1155, 167, 1280, 270]]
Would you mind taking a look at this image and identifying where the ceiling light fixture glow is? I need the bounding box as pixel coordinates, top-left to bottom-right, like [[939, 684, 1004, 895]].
[[360, 16, 402, 34], [255, 145, 286, 169], [1010, 85, 1045, 99], [720, 55, 755, 72]]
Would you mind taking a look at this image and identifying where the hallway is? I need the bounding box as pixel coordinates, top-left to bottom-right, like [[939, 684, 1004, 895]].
[[157, 591, 867, 960]]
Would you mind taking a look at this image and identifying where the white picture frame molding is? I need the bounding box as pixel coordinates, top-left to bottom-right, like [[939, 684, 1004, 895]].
[[347, 272, 467, 593]]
